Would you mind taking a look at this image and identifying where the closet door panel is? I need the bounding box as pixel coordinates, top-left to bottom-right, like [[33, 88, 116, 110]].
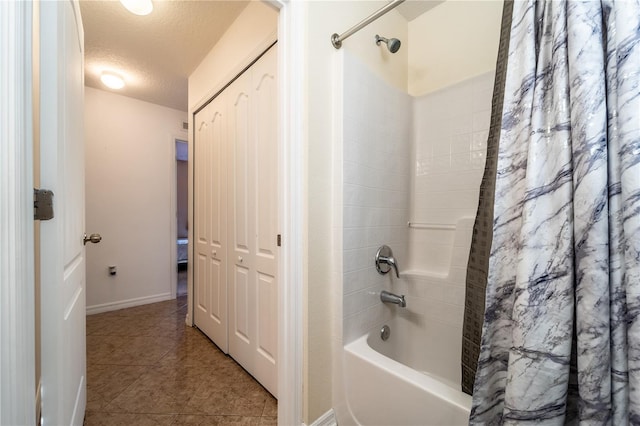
[[251, 46, 278, 396], [195, 254, 207, 312], [194, 105, 211, 321], [209, 258, 223, 323], [257, 272, 276, 363], [232, 89, 251, 254], [195, 44, 278, 398], [209, 109, 225, 248], [227, 71, 256, 372], [193, 96, 228, 352], [233, 265, 251, 343], [254, 52, 278, 269]]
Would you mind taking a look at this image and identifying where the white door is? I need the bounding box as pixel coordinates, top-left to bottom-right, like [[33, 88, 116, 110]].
[[228, 46, 278, 396], [193, 45, 278, 396], [39, 1, 87, 425], [227, 69, 254, 369], [194, 95, 229, 351], [251, 45, 279, 397]]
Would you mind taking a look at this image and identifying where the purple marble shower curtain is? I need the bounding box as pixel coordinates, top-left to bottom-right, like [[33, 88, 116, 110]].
[[470, 1, 640, 424]]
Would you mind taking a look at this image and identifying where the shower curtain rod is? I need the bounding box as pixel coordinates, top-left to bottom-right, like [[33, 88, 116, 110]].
[[331, 0, 406, 49]]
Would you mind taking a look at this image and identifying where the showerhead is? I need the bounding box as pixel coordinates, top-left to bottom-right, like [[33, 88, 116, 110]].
[[375, 34, 401, 53]]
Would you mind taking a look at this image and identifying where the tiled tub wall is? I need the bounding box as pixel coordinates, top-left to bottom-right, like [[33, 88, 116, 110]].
[[412, 72, 494, 223], [341, 61, 494, 345], [407, 72, 494, 276], [398, 73, 494, 383], [342, 54, 412, 344]]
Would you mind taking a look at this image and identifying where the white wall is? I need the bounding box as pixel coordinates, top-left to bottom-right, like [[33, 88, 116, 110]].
[[188, 2, 278, 111], [84, 86, 187, 313], [304, 2, 408, 423], [408, 0, 503, 96]]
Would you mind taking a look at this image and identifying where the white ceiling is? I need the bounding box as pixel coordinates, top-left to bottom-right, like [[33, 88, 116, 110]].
[[80, 0, 250, 112], [396, 0, 444, 21], [80, 0, 443, 112]]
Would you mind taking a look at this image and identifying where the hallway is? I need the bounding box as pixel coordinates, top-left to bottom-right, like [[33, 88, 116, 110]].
[[84, 297, 277, 425]]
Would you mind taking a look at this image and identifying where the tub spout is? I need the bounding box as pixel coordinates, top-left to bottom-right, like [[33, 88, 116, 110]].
[[380, 290, 406, 308]]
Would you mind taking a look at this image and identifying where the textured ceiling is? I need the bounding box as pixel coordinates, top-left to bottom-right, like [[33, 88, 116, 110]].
[[80, 0, 250, 112]]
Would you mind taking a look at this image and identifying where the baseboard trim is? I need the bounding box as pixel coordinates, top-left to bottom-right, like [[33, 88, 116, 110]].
[[303, 409, 337, 426], [86, 292, 173, 315]]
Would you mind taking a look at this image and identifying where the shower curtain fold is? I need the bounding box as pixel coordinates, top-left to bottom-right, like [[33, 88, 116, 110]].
[[467, 0, 640, 424], [461, 0, 514, 396]]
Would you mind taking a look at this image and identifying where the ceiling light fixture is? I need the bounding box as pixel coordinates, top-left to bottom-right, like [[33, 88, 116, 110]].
[[100, 72, 125, 90], [119, 0, 153, 16]]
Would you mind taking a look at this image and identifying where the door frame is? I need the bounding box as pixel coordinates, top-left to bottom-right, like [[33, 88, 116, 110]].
[[270, 1, 305, 424], [170, 135, 188, 300], [0, 1, 36, 424]]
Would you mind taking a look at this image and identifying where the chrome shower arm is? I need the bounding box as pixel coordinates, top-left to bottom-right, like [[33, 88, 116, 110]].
[[331, 0, 406, 49]]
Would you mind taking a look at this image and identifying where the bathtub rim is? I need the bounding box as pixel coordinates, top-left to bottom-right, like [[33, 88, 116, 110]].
[[344, 330, 472, 414]]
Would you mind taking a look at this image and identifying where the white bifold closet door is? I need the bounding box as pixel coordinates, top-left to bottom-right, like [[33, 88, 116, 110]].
[[194, 93, 228, 352], [194, 45, 277, 397]]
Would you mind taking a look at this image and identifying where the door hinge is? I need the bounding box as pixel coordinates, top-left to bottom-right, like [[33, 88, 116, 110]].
[[277, 234, 282, 247], [34, 188, 54, 221]]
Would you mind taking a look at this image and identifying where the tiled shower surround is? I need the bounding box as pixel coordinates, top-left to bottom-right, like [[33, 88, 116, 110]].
[[341, 52, 494, 361], [341, 53, 412, 344]]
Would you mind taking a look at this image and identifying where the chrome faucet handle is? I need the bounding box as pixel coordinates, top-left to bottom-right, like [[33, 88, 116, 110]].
[[379, 255, 399, 278], [375, 245, 399, 278]]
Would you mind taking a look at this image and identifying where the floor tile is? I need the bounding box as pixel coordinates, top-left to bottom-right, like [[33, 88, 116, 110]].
[[184, 391, 267, 417], [85, 296, 276, 424], [103, 364, 203, 414], [83, 412, 175, 426], [158, 331, 228, 367], [172, 415, 260, 426], [262, 397, 277, 417], [86, 364, 148, 411], [86, 335, 125, 366], [88, 335, 176, 366]]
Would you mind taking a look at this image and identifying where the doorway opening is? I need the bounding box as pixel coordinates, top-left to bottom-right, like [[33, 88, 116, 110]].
[[175, 139, 188, 298]]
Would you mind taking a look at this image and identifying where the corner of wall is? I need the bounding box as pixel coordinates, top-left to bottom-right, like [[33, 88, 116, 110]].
[[407, 0, 503, 96]]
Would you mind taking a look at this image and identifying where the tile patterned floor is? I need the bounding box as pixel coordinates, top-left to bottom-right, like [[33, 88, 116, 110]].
[[85, 296, 277, 425]]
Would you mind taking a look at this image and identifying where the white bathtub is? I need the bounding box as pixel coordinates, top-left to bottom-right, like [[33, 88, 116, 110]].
[[342, 317, 472, 426]]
